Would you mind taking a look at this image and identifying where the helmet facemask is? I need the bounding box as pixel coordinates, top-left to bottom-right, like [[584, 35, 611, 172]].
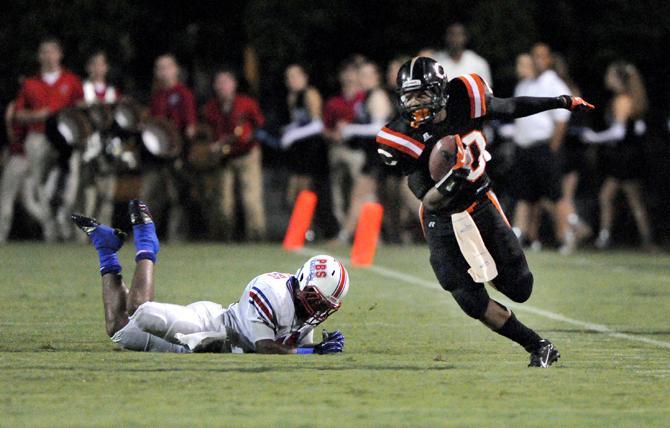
[[399, 86, 448, 127], [297, 284, 341, 326]]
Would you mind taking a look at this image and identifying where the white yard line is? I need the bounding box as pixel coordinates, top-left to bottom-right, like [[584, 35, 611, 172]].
[[297, 247, 670, 350]]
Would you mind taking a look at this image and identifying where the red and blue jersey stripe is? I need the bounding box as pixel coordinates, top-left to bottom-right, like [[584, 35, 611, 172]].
[[249, 286, 277, 331]]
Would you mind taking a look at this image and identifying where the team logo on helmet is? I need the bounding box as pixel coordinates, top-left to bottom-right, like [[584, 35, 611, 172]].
[[295, 255, 349, 326]]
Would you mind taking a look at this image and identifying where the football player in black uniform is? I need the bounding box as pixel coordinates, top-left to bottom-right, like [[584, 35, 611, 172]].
[[376, 57, 594, 367]]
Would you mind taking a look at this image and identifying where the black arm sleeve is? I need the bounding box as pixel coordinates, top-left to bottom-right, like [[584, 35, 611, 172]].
[[408, 168, 434, 200], [487, 95, 570, 120]]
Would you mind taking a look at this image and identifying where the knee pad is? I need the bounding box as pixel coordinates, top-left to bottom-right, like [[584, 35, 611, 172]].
[[507, 270, 534, 303], [451, 286, 489, 320]]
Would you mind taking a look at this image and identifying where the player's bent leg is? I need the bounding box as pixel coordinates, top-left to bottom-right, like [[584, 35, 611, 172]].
[[477, 202, 534, 303], [450, 285, 490, 320], [111, 319, 188, 353], [131, 301, 207, 343]]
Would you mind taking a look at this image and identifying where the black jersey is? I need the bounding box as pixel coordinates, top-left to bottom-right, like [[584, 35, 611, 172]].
[[376, 73, 493, 214]]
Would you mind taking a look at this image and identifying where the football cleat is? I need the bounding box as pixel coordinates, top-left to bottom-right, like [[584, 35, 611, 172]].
[[128, 200, 154, 225], [71, 213, 126, 251], [528, 339, 560, 368]]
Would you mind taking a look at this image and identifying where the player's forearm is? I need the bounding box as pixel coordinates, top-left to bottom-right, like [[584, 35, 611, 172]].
[[422, 187, 452, 211], [488, 96, 569, 119], [255, 339, 299, 354]]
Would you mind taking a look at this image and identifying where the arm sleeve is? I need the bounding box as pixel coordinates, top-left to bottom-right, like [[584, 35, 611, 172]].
[[408, 168, 434, 200], [486, 95, 568, 120]]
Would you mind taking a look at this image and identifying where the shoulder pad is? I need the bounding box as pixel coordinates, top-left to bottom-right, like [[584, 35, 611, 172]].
[[450, 74, 492, 119], [376, 117, 426, 160]]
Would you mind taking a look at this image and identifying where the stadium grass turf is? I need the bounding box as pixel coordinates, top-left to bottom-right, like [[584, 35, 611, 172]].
[[1, 242, 669, 427]]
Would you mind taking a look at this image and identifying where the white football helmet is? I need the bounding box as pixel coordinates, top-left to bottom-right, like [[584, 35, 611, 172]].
[[295, 255, 349, 325]]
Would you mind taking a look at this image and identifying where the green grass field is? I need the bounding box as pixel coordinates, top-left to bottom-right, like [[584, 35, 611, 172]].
[[1, 242, 669, 427]]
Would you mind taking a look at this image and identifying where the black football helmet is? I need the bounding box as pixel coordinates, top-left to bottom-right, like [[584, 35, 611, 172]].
[[396, 57, 449, 127]]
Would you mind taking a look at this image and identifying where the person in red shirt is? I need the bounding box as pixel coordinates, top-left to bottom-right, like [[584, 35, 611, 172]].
[[202, 69, 266, 240], [12, 38, 83, 242], [140, 54, 197, 241], [322, 59, 366, 240]]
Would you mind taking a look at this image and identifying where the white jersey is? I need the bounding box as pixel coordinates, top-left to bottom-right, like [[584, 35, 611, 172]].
[[224, 272, 314, 352]]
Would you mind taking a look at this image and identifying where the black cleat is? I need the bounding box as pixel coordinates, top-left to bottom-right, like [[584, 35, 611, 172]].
[[71, 213, 127, 243], [71, 213, 101, 236], [529, 339, 560, 368], [128, 200, 154, 226]]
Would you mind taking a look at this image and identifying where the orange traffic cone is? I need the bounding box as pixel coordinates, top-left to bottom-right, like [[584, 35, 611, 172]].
[[350, 202, 384, 266], [283, 190, 318, 251]]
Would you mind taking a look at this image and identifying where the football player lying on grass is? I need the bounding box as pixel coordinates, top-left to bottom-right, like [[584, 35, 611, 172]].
[[71, 200, 348, 354]]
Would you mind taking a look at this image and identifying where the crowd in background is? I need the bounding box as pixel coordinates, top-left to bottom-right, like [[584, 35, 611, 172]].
[[0, 23, 662, 252]]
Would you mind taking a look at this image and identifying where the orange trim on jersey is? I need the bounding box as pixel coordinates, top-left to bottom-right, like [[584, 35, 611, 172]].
[[472, 74, 487, 116], [381, 127, 425, 150], [487, 191, 510, 227], [465, 201, 478, 214], [376, 135, 421, 159], [458, 76, 476, 118]]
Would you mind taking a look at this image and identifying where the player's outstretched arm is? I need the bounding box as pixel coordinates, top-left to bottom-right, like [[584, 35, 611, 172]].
[[487, 95, 594, 119], [255, 330, 344, 355]]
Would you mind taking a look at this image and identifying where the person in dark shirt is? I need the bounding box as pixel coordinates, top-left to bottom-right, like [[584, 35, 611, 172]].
[[376, 57, 594, 367]]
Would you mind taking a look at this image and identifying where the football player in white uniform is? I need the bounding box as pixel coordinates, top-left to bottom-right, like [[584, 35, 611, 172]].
[[71, 200, 349, 354]]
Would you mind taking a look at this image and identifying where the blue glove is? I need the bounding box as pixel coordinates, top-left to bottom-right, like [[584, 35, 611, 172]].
[[313, 330, 344, 354]]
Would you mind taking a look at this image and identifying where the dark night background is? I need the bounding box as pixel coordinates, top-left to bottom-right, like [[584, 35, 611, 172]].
[[1, 0, 669, 242]]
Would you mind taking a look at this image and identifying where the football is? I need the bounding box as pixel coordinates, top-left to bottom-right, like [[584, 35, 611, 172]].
[[429, 135, 459, 181]]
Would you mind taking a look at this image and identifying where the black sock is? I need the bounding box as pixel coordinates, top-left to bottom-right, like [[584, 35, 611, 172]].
[[495, 312, 542, 353]]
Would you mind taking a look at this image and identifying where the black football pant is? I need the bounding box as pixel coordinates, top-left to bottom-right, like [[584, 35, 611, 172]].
[[423, 194, 533, 320]]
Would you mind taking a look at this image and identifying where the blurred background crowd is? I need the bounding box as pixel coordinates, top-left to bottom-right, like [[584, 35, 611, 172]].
[[1, 0, 669, 252]]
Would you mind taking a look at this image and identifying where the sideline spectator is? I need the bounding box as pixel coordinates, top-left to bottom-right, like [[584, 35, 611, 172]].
[[202, 69, 266, 241], [0, 100, 28, 243], [433, 22, 492, 85], [511, 44, 574, 253], [12, 38, 83, 242], [337, 60, 393, 242], [280, 64, 338, 240], [323, 59, 366, 232], [553, 54, 592, 248], [281, 64, 325, 202], [581, 62, 656, 251], [142, 54, 197, 240]]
